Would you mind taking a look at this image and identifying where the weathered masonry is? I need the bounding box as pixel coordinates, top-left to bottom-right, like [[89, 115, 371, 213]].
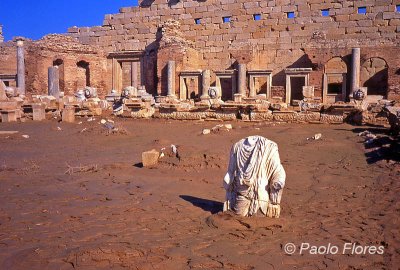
[[0, 0, 400, 103]]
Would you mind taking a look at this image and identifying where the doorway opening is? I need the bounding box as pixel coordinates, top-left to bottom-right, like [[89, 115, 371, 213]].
[[290, 76, 305, 104], [77, 60, 90, 88]]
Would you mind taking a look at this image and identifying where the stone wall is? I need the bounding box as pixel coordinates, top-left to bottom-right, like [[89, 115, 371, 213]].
[[306, 46, 400, 100], [0, 42, 17, 75], [65, 0, 400, 99], [0, 35, 111, 96], [1, 1, 400, 100], [156, 19, 203, 96]]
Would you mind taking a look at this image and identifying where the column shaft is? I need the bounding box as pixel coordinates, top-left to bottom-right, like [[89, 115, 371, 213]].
[[132, 61, 138, 88], [237, 63, 246, 96], [48, 66, 60, 98], [167, 61, 176, 97], [350, 48, 361, 96], [201, 69, 210, 98], [17, 40, 25, 95]]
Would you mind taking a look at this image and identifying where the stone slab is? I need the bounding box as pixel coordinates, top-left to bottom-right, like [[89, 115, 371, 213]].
[[62, 106, 75, 123], [1, 110, 17, 122], [32, 103, 46, 121]]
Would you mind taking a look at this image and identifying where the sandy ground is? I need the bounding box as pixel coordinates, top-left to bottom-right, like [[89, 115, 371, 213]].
[[0, 118, 399, 270]]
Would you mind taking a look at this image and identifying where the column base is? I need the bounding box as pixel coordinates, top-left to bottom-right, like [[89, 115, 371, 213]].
[[234, 93, 243, 103]]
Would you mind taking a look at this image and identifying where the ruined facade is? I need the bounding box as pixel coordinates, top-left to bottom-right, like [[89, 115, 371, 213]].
[[0, 0, 399, 102], [0, 35, 109, 96]]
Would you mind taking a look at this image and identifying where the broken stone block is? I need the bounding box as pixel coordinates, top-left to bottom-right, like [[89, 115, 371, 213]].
[[234, 93, 242, 103], [89, 107, 102, 116], [302, 86, 314, 98], [273, 111, 297, 122], [0, 101, 18, 110], [32, 103, 46, 121], [62, 106, 75, 123], [1, 110, 17, 122], [202, 129, 211, 135], [0, 80, 7, 101], [142, 149, 159, 167], [270, 103, 282, 111]]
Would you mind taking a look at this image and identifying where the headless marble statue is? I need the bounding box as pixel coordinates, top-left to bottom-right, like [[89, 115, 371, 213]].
[[223, 136, 286, 218]]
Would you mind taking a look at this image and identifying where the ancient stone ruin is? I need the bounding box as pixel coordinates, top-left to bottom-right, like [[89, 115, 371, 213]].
[[0, 0, 399, 124]]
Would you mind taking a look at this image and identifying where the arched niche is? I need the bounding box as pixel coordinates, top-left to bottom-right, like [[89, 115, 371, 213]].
[[361, 57, 388, 97], [77, 60, 90, 89], [53, 59, 65, 92]]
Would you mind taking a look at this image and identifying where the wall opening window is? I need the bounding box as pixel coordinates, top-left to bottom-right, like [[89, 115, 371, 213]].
[[321, 9, 329, 17], [53, 59, 65, 92], [327, 83, 342, 94], [194, 18, 201, 25], [77, 60, 90, 88], [253, 14, 261, 21], [286, 12, 295, 19], [223, 16, 231, 23], [358, 7, 366, 14], [397, 5, 400, 12]]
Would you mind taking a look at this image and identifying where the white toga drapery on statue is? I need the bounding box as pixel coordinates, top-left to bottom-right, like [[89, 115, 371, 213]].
[[223, 136, 286, 218]]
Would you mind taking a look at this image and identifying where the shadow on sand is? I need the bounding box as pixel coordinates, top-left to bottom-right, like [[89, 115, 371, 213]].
[[179, 195, 223, 214], [348, 126, 400, 164]]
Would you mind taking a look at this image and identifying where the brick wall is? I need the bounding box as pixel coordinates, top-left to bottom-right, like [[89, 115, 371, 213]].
[[68, 0, 400, 55], [0, 35, 111, 97], [65, 0, 400, 99], [0, 42, 17, 75], [306, 46, 400, 99], [1, 1, 399, 99]]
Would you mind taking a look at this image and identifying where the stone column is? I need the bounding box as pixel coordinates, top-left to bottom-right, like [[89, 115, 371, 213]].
[[16, 40, 25, 95], [249, 76, 256, 98], [131, 61, 138, 88], [48, 66, 60, 98], [350, 48, 360, 97], [201, 69, 210, 99], [167, 61, 176, 97], [237, 63, 247, 96]]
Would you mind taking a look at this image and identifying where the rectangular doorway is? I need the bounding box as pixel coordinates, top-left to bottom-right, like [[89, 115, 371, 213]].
[[290, 77, 305, 105], [180, 77, 200, 100], [323, 73, 346, 103], [119, 61, 140, 90], [110, 51, 144, 93], [220, 78, 233, 101], [254, 77, 269, 95]]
